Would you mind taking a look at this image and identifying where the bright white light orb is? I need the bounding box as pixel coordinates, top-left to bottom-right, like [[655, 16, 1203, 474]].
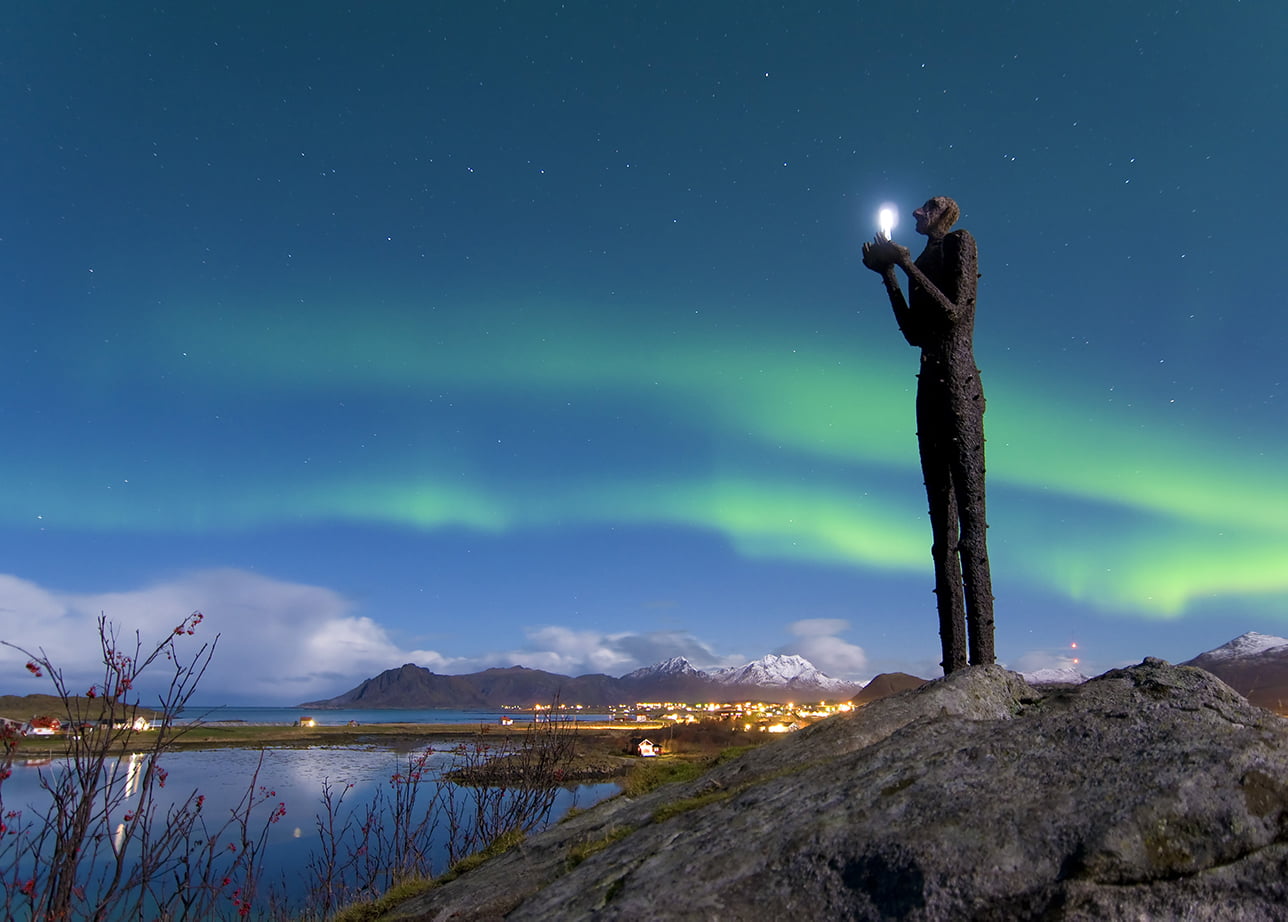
[[878, 205, 898, 240]]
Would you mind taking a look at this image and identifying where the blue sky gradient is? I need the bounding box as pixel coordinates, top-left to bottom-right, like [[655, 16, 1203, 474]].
[[2, 3, 1285, 702]]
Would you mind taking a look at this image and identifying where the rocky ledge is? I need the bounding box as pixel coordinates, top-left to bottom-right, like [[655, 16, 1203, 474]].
[[385, 659, 1288, 921]]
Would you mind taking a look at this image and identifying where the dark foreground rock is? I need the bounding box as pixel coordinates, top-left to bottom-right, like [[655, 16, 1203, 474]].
[[385, 659, 1288, 921]]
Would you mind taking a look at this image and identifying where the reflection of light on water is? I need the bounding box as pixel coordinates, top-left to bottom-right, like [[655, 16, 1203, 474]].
[[8, 747, 619, 911], [123, 752, 143, 798], [113, 753, 145, 852]]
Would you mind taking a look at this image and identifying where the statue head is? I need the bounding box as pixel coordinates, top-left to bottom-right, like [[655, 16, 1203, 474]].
[[913, 196, 960, 238]]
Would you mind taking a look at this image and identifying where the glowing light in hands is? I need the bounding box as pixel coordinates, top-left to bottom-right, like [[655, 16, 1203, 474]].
[[878, 205, 898, 240]]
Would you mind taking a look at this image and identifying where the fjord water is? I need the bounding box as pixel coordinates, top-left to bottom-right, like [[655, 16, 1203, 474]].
[[4, 742, 616, 911]]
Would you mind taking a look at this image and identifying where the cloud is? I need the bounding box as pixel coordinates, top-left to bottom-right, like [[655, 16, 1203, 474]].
[[789, 618, 850, 638], [487, 626, 638, 676], [778, 619, 869, 679], [465, 626, 744, 677], [1011, 650, 1083, 677], [0, 569, 460, 705], [611, 631, 742, 670], [0, 569, 881, 705], [0, 570, 751, 704]]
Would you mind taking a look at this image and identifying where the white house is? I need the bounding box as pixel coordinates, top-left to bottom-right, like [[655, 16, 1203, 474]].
[[24, 716, 61, 736]]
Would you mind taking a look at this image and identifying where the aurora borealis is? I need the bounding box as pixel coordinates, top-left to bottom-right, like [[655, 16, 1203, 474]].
[[2, 4, 1286, 702]]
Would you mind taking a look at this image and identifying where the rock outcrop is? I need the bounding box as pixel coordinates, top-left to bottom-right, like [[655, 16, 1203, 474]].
[[385, 659, 1288, 921]]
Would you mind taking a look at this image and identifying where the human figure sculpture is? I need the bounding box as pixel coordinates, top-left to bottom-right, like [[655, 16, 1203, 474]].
[[861, 196, 995, 673]]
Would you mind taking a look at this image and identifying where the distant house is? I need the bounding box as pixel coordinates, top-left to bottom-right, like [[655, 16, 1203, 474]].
[[103, 716, 153, 732], [632, 737, 662, 757], [24, 716, 61, 736], [499, 716, 514, 726], [295, 716, 317, 728]]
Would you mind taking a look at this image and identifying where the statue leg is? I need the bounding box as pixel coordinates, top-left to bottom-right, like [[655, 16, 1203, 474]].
[[921, 437, 968, 674], [952, 403, 995, 666]]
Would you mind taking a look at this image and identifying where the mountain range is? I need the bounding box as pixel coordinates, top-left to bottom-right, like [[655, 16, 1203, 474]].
[[1181, 631, 1288, 711], [300, 653, 863, 708], [1020, 632, 1288, 709], [299, 633, 1288, 711]]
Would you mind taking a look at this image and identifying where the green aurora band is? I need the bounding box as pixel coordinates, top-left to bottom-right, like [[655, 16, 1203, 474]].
[[9, 293, 1287, 619]]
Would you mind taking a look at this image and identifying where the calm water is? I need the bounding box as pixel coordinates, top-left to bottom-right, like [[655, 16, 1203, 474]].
[[2, 744, 617, 914]]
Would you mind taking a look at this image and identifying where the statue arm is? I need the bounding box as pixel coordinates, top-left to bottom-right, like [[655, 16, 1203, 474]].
[[863, 236, 921, 346], [896, 230, 977, 322], [881, 267, 921, 347]]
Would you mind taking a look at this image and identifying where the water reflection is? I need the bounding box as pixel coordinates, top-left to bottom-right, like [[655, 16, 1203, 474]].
[[3, 745, 617, 911], [112, 751, 145, 852]]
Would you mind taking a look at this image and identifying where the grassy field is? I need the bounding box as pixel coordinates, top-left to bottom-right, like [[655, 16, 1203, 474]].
[[0, 693, 163, 722], [4, 717, 666, 763], [1, 689, 773, 778], [164, 721, 660, 751]]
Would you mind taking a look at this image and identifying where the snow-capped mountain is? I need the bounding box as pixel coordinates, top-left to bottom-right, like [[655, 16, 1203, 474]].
[[711, 654, 860, 694], [623, 656, 706, 680], [624, 653, 861, 696], [1182, 632, 1288, 712], [1187, 632, 1288, 663], [306, 653, 864, 708], [1023, 664, 1091, 685]]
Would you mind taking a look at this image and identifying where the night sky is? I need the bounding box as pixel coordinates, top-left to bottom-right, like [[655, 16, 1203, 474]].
[[3, 3, 1285, 704]]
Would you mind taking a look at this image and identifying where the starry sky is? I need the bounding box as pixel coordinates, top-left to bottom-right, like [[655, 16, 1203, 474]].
[[2, 3, 1286, 704]]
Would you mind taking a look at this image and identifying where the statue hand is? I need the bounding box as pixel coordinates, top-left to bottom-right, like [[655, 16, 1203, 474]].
[[861, 234, 909, 273]]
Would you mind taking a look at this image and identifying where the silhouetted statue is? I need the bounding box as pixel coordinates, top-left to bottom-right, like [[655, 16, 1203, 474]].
[[862, 196, 995, 673]]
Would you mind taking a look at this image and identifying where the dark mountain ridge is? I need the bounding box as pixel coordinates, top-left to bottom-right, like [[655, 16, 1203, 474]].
[[300, 632, 1288, 711], [300, 654, 863, 708], [1183, 631, 1288, 712]]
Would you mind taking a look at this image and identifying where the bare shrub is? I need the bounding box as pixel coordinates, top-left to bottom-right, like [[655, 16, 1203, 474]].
[[297, 710, 580, 917], [440, 708, 579, 866], [0, 620, 583, 921], [297, 749, 445, 918], [0, 614, 285, 921]]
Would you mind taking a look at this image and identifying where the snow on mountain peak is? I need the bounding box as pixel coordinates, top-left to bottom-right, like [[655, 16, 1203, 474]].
[[623, 656, 707, 680], [1196, 632, 1288, 662], [621, 653, 859, 691], [711, 654, 856, 691], [1023, 664, 1090, 685]]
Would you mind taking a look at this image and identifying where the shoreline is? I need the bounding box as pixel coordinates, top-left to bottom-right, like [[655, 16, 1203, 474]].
[[6, 720, 670, 763]]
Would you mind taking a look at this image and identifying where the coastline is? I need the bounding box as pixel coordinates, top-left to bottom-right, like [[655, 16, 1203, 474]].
[[6, 720, 670, 781]]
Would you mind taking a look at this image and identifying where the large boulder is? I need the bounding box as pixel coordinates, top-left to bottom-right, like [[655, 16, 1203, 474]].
[[387, 659, 1288, 921]]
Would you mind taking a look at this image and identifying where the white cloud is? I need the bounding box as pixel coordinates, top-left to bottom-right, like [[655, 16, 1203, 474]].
[[778, 618, 869, 679], [2, 571, 887, 703], [0, 570, 751, 704], [1012, 650, 1083, 676], [788, 618, 850, 638], [465, 626, 744, 677], [0, 569, 460, 705], [506, 626, 637, 675]]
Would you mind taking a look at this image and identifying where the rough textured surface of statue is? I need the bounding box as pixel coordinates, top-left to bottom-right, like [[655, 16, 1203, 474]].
[[862, 196, 994, 673]]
